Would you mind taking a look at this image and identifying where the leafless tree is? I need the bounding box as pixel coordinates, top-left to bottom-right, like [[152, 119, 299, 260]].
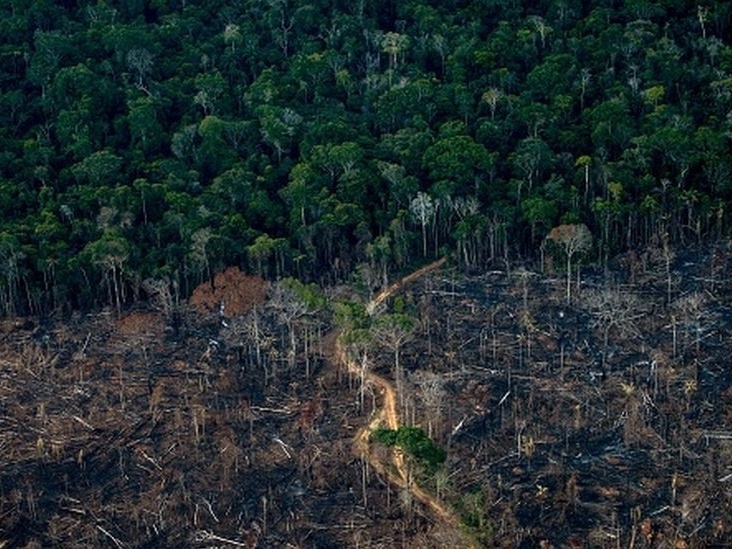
[[582, 287, 645, 371], [142, 277, 174, 318], [661, 229, 675, 304], [269, 282, 309, 371], [513, 267, 538, 311], [373, 313, 416, 415], [670, 291, 714, 361], [410, 192, 436, 257], [220, 306, 277, 382], [415, 371, 446, 440], [337, 320, 373, 412]]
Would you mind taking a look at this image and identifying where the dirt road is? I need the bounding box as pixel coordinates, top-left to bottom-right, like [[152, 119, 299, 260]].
[[334, 258, 476, 547]]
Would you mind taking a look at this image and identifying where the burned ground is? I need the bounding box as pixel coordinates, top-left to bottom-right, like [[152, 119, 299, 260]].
[[1, 242, 731, 547], [388, 242, 732, 547]]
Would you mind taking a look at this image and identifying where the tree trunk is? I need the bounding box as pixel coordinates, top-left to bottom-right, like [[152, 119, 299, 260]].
[[566, 253, 572, 304]]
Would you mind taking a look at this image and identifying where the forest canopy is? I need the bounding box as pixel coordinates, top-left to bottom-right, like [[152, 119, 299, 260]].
[[1, 0, 731, 315]]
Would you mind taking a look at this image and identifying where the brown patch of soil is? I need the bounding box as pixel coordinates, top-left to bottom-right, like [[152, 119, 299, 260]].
[[189, 267, 267, 317], [116, 311, 165, 338]]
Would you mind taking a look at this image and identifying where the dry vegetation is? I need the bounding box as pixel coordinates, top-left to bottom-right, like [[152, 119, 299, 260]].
[[1, 242, 731, 547], [387, 242, 732, 547]]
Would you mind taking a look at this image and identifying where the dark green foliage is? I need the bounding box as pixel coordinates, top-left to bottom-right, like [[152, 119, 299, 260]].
[[373, 426, 447, 474], [0, 1, 730, 314]]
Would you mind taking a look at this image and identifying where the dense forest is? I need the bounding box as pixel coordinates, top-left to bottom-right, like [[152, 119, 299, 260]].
[[1, 0, 731, 315]]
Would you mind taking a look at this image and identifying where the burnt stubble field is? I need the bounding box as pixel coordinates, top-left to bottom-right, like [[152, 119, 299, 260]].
[[1, 243, 731, 547]]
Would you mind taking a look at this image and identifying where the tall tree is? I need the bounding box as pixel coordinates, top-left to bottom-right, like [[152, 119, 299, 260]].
[[410, 192, 436, 258], [373, 312, 416, 417], [547, 223, 593, 303], [82, 229, 131, 314]]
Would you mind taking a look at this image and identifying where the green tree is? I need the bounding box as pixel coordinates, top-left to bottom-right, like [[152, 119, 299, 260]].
[[196, 115, 238, 179], [193, 70, 228, 116], [373, 426, 446, 475], [256, 105, 303, 162], [27, 29, 73, 99], [522, 195, 558, 243], [126, 96, 165, 158], [0, 232, 24, 316], [70, 150, 123, 186], [422, 127, 494, 199], [509, 137, 552, 197], [585, 96, 635, 158], [83, 229, 131, 314], [247, 233, 289, 278], [525, 54, 573, 102]]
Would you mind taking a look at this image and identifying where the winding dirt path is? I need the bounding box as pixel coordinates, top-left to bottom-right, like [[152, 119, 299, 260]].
[[332, 258, 476, 546], [366, 257, 446, 315]]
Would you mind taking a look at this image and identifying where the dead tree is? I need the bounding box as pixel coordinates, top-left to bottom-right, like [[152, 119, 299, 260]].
[[415, 371, 446, 440], [670, 292, 713, 361], [269, 282, 309, 371], [582, 287, 645, 372], [142, 277, 174, 318]]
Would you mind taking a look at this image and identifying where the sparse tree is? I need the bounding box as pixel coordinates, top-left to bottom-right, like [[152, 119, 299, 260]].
[[547, 224, 593, 303], [579, 68, 591, 111], [347, 327, 373, 412], [574, 155, 592, 199], [333, 300, 371, 391], [84, 229, 130, 314], [528, 15, 553, 49], [416, 371, 446, 439], [697, 6, 710, 39], [269, 281, 309, 371], [189, 227, 214, 285], [671, 292, 712, 361], [582, 288, 645, 372], [410, 192, 436, 257], [381, 32, 410, 71], [142, 277, 174, 318], [373, 313, 416, 416]]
